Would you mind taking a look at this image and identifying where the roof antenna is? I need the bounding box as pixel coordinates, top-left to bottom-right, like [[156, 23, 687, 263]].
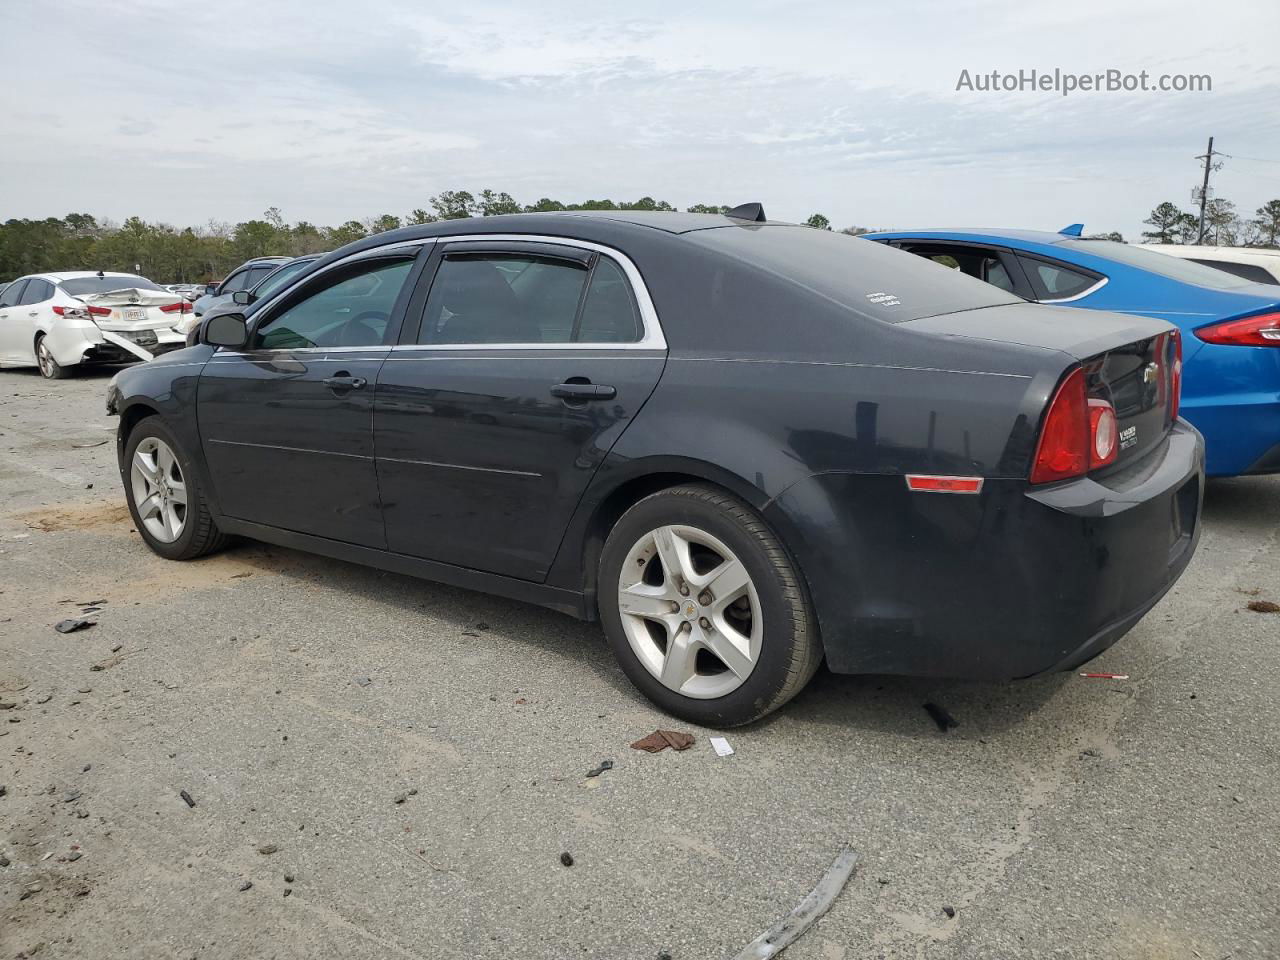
[[1058, 223, 1084, 237], [725, 202, 766, 223]]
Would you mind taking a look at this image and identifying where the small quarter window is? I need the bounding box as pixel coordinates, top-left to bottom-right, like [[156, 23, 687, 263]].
[[577, 257, 641, 343], [1018, 257, 1100, 300]]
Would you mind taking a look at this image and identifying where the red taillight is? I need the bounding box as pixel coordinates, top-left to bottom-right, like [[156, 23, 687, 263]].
[[159, 301, 192, 314], [1030, 367, 1090, 484], [52, 305, 110, 317], [1194, 311, 1280, 347]]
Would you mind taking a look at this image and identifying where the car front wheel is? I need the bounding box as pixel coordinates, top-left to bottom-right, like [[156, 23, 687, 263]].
[[599, 483, 821, 727], [124, 416, 227, 560]]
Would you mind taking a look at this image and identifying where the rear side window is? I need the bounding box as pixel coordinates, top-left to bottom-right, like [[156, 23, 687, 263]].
[[1189, 258, 1278, 285], [19, 279, 55, 304], [1018, 257, 1101, 300]]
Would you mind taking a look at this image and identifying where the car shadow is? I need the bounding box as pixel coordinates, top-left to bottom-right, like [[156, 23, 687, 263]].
[[1202, 474, 1280, 525]]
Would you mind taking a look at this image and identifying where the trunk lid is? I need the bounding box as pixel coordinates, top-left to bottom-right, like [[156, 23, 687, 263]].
[[77, 287, 185, 332], [905, 302, 1180, 472]]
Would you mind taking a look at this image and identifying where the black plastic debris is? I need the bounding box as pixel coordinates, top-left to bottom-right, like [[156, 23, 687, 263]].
[[180, 790, 196, 808], [55, 619, 94, 634], [586, 760, 614, 778], [943, 905, 956, 919], [923, 702, 958, 732], [559, 852, 574, 867]]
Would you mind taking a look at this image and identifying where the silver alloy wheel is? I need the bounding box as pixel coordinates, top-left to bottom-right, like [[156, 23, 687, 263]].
[[616, 524, 763, 699], [36, 339, 55, 378], [129, 437, 188, 543]]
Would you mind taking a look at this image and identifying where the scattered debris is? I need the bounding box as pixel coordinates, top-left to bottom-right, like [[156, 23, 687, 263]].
[[66, 851, 82, 862], [394, 793, 408, 805], [942, 905, 956, 919], [710, 736, 735, 758], [1080, 748, 1102, 759], [90, 654, 125, 672], [180, 790, 196, 808], [1080, 672, 1129, 680], [257, 843, 279, 855], [284, 874, 294, 883], [729, 846, 859, 960], [1246, 600, 1279, 614], [560, 852, 574, 867], [239, 880, 253, 892], [354, 677, 372, 687], [63, 790, 81, 803], [631, 730, 696, 753], [55, 618, 94, 634], [923, 702, 958, 732], [110, 644, 122, 653], [72, 440, 108, 448], [283, 888, 292, 897], [0, 701, 15, 710], [586, 760, 614, 778], [82, 764, 91, 773], [20, 882, 42, 901], [36, 694, 51, 704]]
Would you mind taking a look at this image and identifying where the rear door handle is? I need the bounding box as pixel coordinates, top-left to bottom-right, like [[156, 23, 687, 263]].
[[323, 375, 367, 390], [551, 381, 616, 401]]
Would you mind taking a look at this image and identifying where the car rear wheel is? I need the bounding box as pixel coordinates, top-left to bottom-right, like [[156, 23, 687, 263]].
[[599, 483, 820, 727], [35, 335, 71, 379], [124, 416, 227, 560]]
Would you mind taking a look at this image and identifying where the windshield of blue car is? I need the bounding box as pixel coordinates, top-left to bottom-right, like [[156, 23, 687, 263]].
[[1064, 240, 1257, 291], [60, 275, 165, 296], [252, 259, 315, 300]]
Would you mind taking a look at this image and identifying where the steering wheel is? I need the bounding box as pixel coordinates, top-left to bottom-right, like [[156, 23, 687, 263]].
[[336, 309, 390, 346]]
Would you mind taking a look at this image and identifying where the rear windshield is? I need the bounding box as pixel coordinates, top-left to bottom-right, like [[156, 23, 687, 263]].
[[686, 226, 1023, 323], [1062, 240, 1257, 290], [60, 275, 165, 296]]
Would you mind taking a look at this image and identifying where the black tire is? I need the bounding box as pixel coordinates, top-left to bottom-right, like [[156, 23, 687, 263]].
[[598, 483, 821, 727], [123, 416, 228, 560], [35, 335, 72, 379]]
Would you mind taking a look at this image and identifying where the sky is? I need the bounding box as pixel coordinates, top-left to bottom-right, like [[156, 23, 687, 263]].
[[2, 0, 1279, 238]]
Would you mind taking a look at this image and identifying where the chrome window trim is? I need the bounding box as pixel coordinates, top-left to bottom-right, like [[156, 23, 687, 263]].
[[1039, 275, 1109, 304], [411, 233, 666, 351]]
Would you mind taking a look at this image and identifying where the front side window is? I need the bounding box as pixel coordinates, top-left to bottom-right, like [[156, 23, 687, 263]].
[[419, 252, 642, 345], [0, 280, 28, 307], [252, 258, 413, 350], [252, 259, 313, 300], [1018, 257, 1100, 300], [218, 270, 252, 295]]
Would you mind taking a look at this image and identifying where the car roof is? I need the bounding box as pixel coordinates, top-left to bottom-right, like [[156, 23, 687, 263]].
[[21, 271, 145, 283], [866, 227, 1072, 245]]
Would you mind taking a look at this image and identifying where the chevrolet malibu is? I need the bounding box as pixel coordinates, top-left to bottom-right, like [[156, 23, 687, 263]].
[[106, 208, 1203, 726]]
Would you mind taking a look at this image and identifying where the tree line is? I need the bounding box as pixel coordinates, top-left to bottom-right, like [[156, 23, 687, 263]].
[[1141, 197, 1280, 247], [0, 192, 860, 283]]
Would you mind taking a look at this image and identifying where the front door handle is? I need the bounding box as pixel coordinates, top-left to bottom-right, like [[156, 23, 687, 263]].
[[551, 381, 616, 401], [323, 375, 367, 391]]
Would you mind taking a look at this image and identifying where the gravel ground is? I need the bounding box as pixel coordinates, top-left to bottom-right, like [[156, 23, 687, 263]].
[[1, 368, 1277, 960]]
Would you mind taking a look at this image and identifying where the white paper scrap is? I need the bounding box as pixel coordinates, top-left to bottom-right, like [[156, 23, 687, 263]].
[[710, 736, 734, 757]]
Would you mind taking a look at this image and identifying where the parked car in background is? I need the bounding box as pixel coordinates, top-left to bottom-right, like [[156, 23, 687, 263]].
[[107, 210, 1202, 726], [191, 256, 290, 318], [178, 254, 325, 336], [1136, 244, 1280, 285], [0, 271, 192, 378], [866, 227, 1280, 476]]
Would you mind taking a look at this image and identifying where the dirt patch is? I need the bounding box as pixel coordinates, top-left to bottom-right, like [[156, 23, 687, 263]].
[[16, 502, 133, 533]]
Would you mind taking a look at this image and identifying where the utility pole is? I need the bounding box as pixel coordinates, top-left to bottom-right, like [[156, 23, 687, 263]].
[[1195, 136, 1220, 244]]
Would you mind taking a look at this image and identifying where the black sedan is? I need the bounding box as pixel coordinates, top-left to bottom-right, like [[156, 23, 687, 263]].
[[106, 207, 1203, 726]]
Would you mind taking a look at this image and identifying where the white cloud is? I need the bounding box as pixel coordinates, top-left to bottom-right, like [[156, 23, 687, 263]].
[[1, 0, 1277, 237]]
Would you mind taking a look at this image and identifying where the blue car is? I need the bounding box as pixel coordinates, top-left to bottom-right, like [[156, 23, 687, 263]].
[[865, 227, 1280, 476]]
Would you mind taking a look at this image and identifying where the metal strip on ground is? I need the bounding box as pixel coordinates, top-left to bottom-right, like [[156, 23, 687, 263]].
[[729, 846, 860, 960]]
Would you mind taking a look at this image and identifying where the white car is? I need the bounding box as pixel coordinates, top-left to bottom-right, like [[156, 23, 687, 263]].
[[0, 271, 192, 379], [1136, 244, 1280, 285]]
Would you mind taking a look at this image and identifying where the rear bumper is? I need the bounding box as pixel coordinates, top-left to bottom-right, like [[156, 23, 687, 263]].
[[765, 421, 1204, 679]]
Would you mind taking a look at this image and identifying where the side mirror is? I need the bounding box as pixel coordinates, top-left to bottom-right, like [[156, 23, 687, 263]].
[[232, 290, 253, 306], [204, 283, 218, 296], [204, 313, 249, 349]]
